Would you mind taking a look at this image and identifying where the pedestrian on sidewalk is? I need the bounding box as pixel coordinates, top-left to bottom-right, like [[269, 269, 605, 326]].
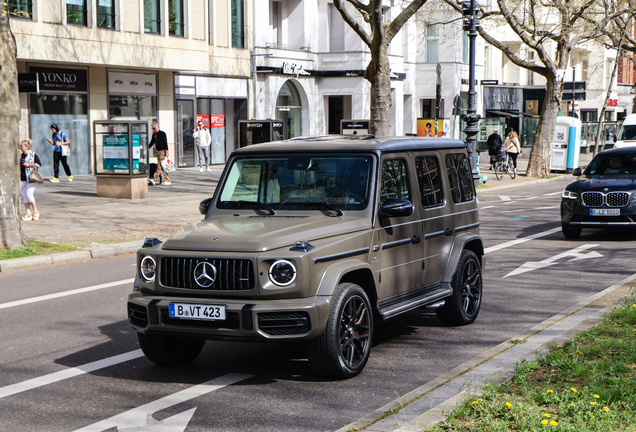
[[505, 130, 522, 170], [46, 124, 73, 182], [193, 120, 212, 172], [19, 139, 42, 221], [487, 128, 502, 170], [148, 121, 171, 185]]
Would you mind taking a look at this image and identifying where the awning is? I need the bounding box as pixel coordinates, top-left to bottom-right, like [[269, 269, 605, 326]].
[[486, 110, 523, 118]]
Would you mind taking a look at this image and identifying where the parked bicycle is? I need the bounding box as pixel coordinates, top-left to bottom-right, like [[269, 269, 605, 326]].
[[493, 154, 516, 180]]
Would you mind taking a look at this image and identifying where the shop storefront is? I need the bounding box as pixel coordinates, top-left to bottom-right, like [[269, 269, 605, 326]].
[[174, 75, 249, 167], [108, 71, 158, 125], [22, 66, 90, 177]]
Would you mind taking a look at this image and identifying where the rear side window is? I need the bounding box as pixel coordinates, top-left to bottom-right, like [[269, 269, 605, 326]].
[[445, 153, 475, 203], [380, 159, 411, 203], [415, 156, 444, 207]]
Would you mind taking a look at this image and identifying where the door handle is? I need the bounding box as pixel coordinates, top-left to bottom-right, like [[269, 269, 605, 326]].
[[412, 235, 421, 244], [444, 228, 454, 236]]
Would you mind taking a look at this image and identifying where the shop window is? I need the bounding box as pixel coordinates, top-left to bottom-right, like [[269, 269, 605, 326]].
[[169, 0, 184, 37], [67, 0, 87, 26], [415, 157, 443, 207], [8, 0, 32, 19], [445, 153, 474, 203], [276, 81, 302, 139], [422, 99, 444, 119], [426, 24, 439, 63], [144, 0, 161, 34], [231, 0, 244, 48], [97, 0, 116, 29], [580, 110, 598, 122], [197, 98, 227, 164], [109, 95, 158, 123]]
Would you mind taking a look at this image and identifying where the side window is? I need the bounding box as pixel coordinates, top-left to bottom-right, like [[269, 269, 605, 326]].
[[445, 153, 475, 203], [380, 159, 411, 203], [415, 156, 443, 207]]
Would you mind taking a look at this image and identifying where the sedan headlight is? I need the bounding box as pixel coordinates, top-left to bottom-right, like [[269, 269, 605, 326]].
[[268, 260, 297, 286], [562, 190, 580, 199], [140, 255, 156, 282]]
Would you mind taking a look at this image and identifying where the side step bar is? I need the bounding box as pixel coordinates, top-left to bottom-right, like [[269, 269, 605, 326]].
[[377, 285, 452, 320]]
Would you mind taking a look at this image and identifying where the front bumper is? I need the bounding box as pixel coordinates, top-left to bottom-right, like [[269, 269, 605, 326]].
[[127, 292, 331, 342], [561, 199, 636, 226]]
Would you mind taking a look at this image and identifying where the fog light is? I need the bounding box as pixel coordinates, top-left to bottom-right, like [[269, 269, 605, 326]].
[[268, 260, 296, 286], [140, 255, 156, 282]]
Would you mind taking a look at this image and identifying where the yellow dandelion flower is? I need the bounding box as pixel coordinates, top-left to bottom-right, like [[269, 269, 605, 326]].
[[541, 419, 548, 425], [570, 403, 575, 407], [544, 413, 551, 418], [478, 399, 483, 402], [591, 402, 597, 405], [550, 420, 558, 426], [571, 387, 577, 393], [576, 351, 582, 354], [557, 345, 562, 348], [632, 304, 636, 307], [594, 394, 600, 398], [506, 402, 512, 407], [472, 401, 478, 405], [604, 406, 610, 411], [547, 389, 554, 394]]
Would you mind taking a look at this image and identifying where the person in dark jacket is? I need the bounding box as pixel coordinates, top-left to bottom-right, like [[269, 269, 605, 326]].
[[148, 121, 171, 185], [487, 128, 503, 170]]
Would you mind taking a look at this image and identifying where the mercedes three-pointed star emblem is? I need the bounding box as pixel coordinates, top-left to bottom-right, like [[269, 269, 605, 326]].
[[194, 261, 217, 288]]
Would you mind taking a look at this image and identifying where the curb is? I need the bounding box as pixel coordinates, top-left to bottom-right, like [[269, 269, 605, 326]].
[[476, 174, 569, 193], [337, 273, 636, 432], [0, 241, 142, 273]]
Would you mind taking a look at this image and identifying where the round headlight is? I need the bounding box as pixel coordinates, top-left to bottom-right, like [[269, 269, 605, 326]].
[[268, 260, 297, 286], [140, 255, 156, 282]]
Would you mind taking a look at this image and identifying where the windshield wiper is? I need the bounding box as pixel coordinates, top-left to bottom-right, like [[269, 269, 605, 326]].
[[238, 200, 276, 215], [310, 202, 344, 217]]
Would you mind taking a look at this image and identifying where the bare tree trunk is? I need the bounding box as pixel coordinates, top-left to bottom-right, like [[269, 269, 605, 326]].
[[0, 3, 26, 249], [526, 76, 560, 177], [366, 43, 392, 136]]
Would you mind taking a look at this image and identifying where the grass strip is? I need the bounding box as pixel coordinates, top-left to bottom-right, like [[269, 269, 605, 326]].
[[0, 240, 77, 261], [427, 295, 636, 431]]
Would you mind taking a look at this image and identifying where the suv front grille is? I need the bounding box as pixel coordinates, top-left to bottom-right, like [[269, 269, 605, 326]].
[[257, 312, 311, 336], [582, 191, 630, 208], [160, 257, 255, 290], [128, 302, 148, 327]]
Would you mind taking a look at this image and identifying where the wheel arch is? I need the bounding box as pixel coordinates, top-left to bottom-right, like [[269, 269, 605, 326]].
[[316, 260, 377, 307], [443, 233, 484, 283]]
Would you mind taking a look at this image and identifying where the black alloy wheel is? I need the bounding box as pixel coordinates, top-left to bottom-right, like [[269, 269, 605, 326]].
[[561, 222, 582, 239], [307, 283, 373, 379], [138, 333, 205, 365], [436, 250, 482, 325]]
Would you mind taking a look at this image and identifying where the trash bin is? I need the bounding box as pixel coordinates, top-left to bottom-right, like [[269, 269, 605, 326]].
[[550, 116, 581, 173]]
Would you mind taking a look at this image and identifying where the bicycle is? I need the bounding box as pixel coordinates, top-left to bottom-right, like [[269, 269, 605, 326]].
[[493, 154, 516, 180]]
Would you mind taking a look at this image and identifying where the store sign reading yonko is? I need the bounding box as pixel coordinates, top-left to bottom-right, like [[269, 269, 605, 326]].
[[21, 68, 87, 92]]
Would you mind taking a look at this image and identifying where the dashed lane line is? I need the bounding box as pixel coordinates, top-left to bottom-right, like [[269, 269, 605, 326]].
[[484, 227, 562, 254]]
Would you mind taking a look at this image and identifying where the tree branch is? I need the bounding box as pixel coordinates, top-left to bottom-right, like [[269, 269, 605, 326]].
[[334, 0, 372, 47]]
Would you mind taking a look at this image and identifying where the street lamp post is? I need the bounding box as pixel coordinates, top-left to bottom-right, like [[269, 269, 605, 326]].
[[462, 0, 481, 185]]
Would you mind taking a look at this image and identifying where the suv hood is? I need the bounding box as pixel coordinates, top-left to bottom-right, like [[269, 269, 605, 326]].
[[162, 215, 371, 252], [569, 177, 636, 191]]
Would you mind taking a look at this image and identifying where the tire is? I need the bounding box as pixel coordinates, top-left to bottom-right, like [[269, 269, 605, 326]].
[[508, 162, 517, 179], [494, 163, 503, 180], [306, 283, 373, 379], [561, 222, 582, 239], [436, 250, 482, 326], [138, 333, 205, 365]]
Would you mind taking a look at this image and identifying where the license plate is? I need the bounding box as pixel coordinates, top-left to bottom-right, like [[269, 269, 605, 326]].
[[590, 209, 620, 216], [169, 303, 226, 321]]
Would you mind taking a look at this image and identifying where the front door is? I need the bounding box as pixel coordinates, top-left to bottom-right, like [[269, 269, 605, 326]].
[[176, 100, 195, 167], [375, 156, 424, 301]]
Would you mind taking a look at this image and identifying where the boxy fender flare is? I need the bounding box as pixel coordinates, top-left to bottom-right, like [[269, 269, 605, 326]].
[[442, 233, 485, 284], [316, 259, 376, 298]]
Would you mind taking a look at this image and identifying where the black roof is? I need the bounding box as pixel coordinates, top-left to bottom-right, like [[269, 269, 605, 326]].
[[597, 146, 636, 156], [233, 135, 467, 155]]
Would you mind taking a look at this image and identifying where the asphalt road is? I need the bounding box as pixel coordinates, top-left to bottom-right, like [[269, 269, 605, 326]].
[[1, 180, 634, 432]]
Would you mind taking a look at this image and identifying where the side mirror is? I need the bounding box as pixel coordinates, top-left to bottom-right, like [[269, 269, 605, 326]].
[[614, 135, 618, 143], [199, 198, 213, 215], [379, 198, 414, 218], [572, 167, 582, 176]]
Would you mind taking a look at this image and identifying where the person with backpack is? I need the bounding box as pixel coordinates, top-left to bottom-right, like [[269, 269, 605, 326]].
[[487, 128, 503, 170], [46, 123, 73, 182]]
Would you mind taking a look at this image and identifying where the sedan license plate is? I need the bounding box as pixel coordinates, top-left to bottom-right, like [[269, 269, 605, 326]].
[[169, 303, 226, 321], [590, 209, 620, 216]]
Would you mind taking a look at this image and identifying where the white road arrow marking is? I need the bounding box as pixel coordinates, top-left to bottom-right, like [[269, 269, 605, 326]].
[[118, 408, 196, 432], [73, 373, 252, 432], [500, 196, 511, 201], [504, 244, 602, 278]]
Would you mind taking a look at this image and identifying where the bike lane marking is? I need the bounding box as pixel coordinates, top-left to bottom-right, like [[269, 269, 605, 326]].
[[0, 278, 135, 310], [484, 227, 562, 254]]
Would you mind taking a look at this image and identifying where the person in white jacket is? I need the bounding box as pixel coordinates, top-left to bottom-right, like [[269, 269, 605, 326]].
[[193, 120, 212, 172]]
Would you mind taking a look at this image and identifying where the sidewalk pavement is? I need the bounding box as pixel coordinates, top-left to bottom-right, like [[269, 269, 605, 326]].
[[4, 151, 631, 432]]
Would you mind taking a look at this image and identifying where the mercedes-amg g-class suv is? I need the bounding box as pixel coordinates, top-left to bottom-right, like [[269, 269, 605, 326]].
[[128, 136, 484, 379]]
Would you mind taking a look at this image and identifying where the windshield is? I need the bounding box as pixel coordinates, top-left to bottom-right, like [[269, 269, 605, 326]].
[[217, 154, 374, 211], [584, 152, 636, 177], [618, 124, 636, 141]]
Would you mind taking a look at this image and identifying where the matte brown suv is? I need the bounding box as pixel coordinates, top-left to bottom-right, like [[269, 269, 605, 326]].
[[128, 136, 484, 378]]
